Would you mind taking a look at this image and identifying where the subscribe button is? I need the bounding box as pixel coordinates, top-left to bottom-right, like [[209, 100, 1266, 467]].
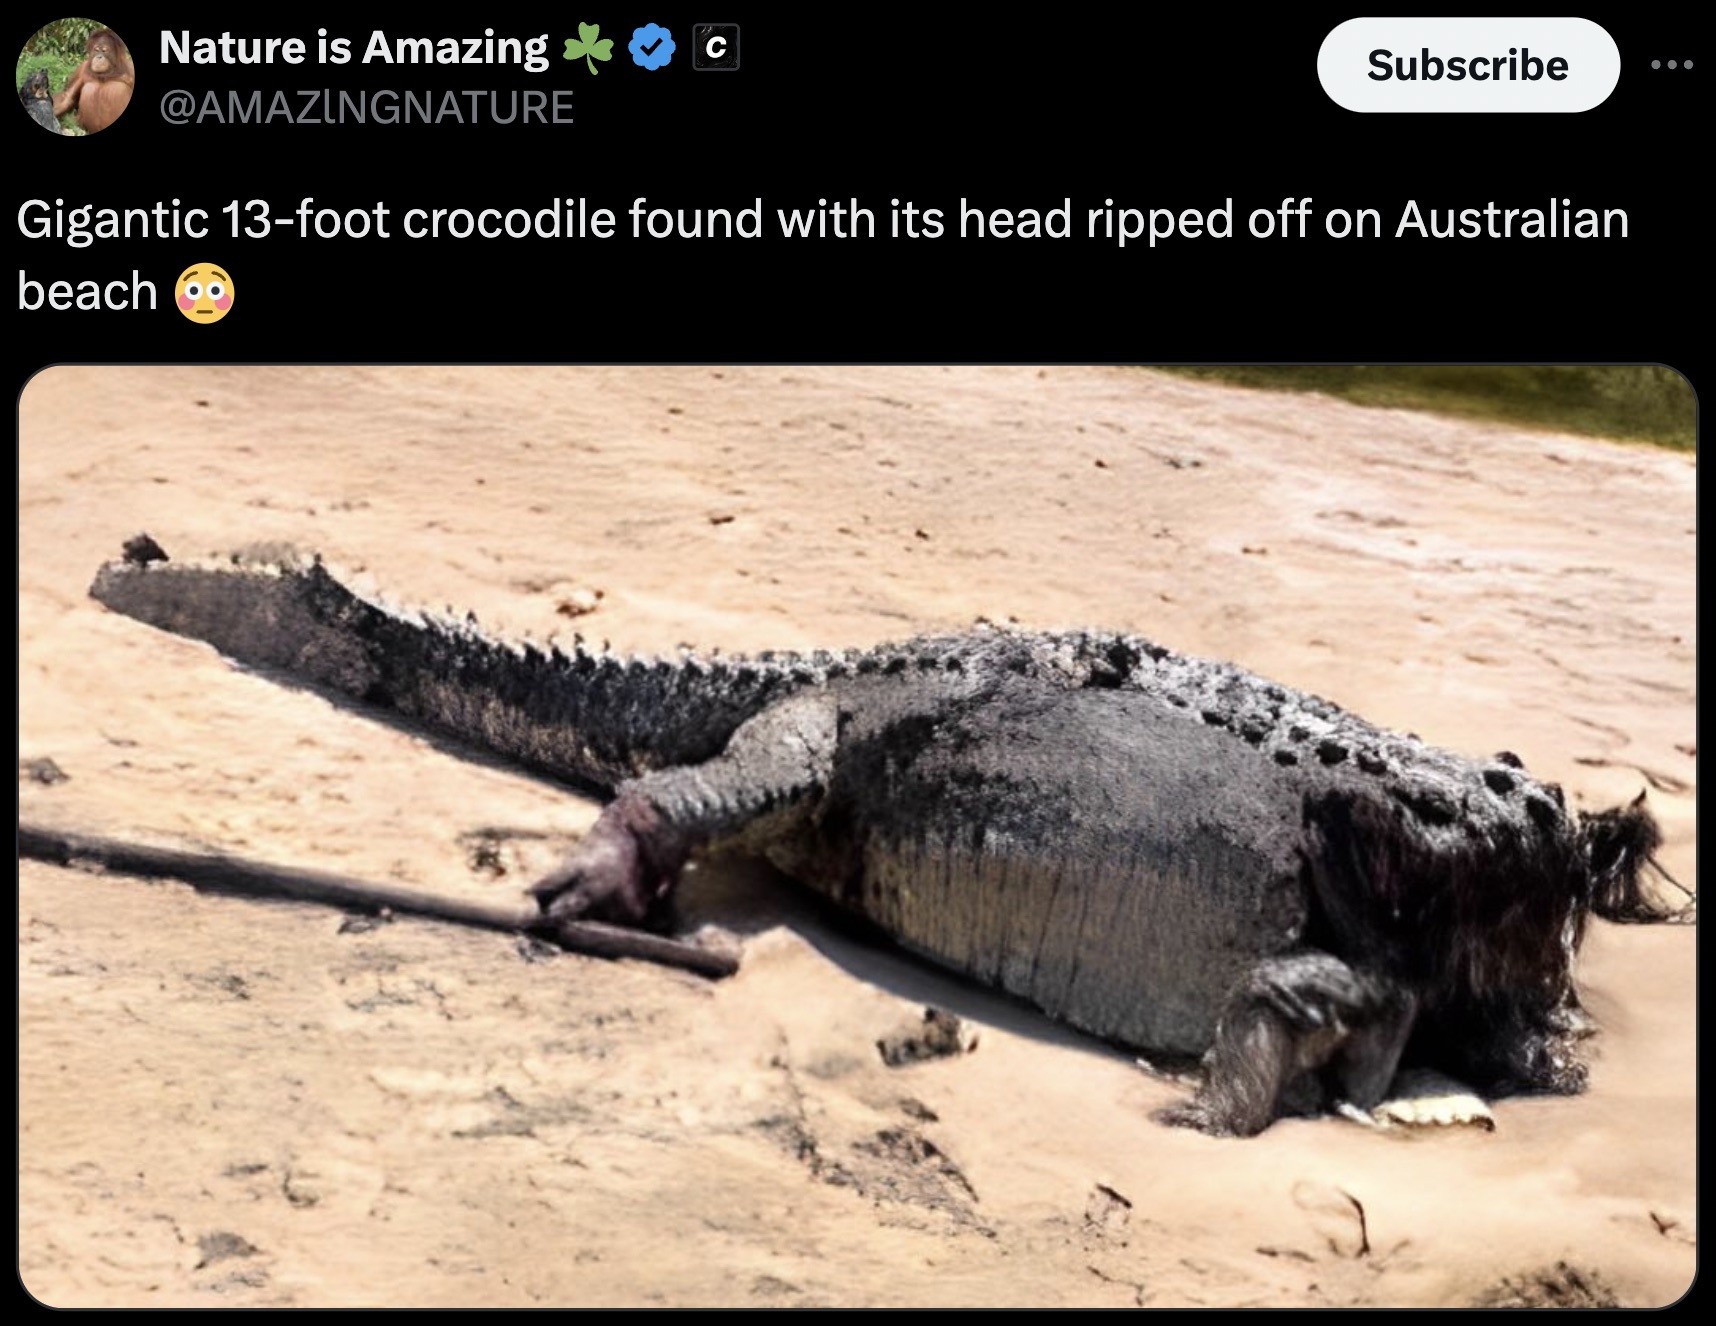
[[1319, 17, 1620, 112]]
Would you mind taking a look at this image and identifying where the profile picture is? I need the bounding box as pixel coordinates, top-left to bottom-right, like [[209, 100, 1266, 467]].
[[18, 19, 132, 134]]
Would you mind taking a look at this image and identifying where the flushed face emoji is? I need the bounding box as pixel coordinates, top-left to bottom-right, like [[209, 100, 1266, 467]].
[[175, 265, 234, 323]]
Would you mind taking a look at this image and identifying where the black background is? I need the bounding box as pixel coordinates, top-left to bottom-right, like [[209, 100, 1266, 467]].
[[10, 9, 1705, 391]]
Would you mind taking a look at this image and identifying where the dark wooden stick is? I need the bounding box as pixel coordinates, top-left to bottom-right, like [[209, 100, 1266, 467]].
[[17, 821, 739, 979]]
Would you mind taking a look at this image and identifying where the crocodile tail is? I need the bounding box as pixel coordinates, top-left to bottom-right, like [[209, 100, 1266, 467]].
[[89, 544, 802, 796]]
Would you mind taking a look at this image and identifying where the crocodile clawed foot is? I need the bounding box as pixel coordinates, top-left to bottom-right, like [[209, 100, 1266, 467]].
[[1152, 1099, 1249, 1138]]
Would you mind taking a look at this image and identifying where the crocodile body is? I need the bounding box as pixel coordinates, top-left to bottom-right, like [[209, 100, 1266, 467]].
[[89, 549, 1664, 1135]]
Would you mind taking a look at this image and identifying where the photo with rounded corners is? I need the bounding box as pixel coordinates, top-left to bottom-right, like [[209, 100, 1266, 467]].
[[18, 364, 1694, 1308]]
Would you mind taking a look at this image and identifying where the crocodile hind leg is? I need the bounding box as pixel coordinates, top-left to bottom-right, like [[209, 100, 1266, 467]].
[[1153, 952, 1416, 1137], [528, 693, 838, 932]]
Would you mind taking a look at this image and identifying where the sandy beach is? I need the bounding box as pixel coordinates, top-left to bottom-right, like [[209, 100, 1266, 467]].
[[18, 365, 1696, 1306]]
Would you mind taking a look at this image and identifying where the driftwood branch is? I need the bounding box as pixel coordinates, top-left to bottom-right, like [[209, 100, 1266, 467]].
[[17, 821, 739, 979]]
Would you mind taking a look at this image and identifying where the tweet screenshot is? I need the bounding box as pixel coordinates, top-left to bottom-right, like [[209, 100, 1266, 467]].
[[16, 10, 1697, 1308]]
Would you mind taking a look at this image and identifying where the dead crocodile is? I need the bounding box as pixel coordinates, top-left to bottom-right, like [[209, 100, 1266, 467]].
[[83, 542, 1676, 1136]]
